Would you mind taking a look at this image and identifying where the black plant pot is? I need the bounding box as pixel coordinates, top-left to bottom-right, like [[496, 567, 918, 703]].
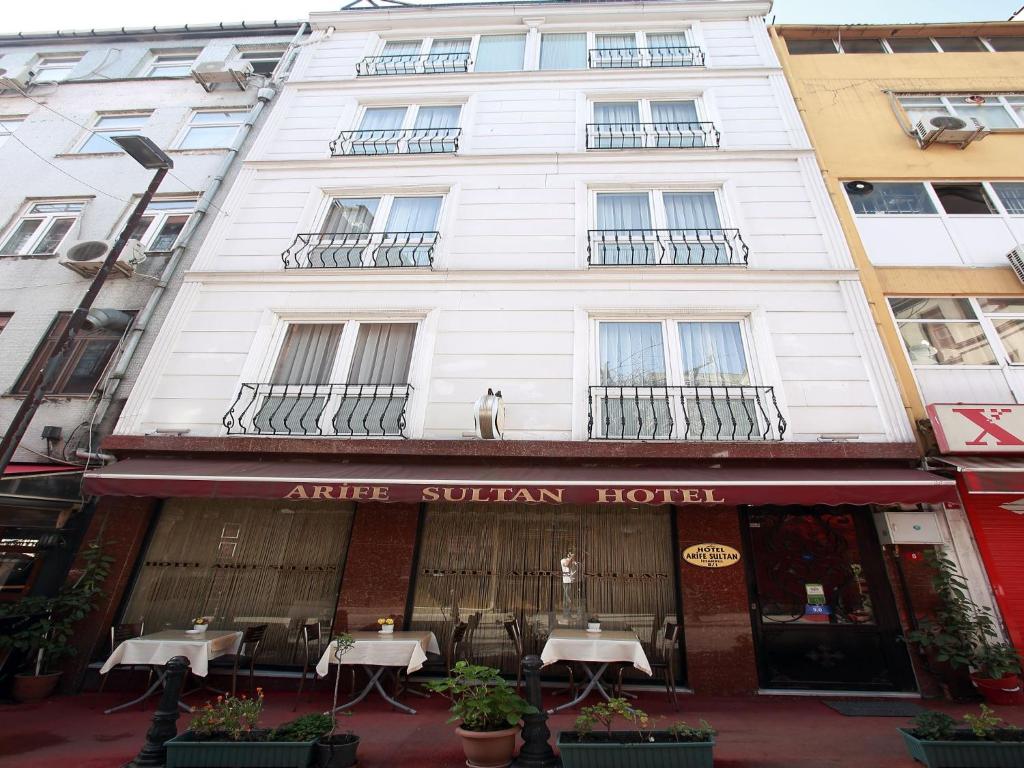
[[314, 734, 360, 768]]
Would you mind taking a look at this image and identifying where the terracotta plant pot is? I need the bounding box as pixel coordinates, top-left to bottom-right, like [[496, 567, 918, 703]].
[[454, 726, 520, 768], [12, 672, 62, 703], [972, 674, 1024, 706]]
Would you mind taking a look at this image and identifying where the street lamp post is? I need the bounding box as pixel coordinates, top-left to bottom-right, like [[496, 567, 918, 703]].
[[0, 136, 173, 476]]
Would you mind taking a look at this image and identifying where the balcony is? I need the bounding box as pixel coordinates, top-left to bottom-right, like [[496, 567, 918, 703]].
[[356, 52, 471, 76], [282, 231, 439, 269], [587, 229, 749, 266], [223, 383, 413, 438], [587, 122, 719, 150], [330, 127, 461, 156], [588, 385, 786, 441], [588, 46, 705, 69]]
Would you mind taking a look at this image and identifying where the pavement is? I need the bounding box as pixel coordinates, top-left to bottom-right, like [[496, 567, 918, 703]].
[[2, 684, 1024, 768]]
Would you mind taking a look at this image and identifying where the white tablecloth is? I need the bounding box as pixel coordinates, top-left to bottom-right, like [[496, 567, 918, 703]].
[[316, 631, 440, 677], [100, 630, 242, 677], [540, 629, 652, 675]]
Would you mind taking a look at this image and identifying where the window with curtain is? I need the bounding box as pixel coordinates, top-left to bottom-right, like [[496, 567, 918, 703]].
[[664, 192, 726, 263], [593, 33, 639, 67], [651, 101, 701, 147], [255, 324, 344, 434], [316, 198, 380, 267], [678, 322, 757, 439], [595, 193, 654, 264], [598, 322, 670, 438], [429, 38, 471, 70], [337, 323, 417, 435], [593, 102, 643, 148], [379, 196, 442, 265], [382, 40, 422, 56], [475, 34, 526, 72], [411, 106, 461, 152], [354, 107, 407, 154], [540, 33, 587, 70]]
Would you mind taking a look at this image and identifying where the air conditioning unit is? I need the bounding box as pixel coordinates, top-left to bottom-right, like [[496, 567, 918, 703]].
[[913, 115, 989, 149], [473, 389, 505, 440], [1009, 245, 1024, 285], [191, 59, 253, 91], [57, 239, 146, 278], [0, 65, 35, 91]]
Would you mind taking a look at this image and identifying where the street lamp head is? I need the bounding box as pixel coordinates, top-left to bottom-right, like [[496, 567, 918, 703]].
[[111, 135, 174, 170]]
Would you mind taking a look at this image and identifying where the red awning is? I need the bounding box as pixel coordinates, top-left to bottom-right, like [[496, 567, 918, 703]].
[[2, 463, 83, 478], [934, 457, 1024, 495], [84, 457, 956, 506]]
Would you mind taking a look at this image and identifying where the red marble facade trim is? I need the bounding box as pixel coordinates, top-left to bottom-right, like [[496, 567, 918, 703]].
[[676, 505, 760, 695], [333, 502, 421, 633], [63, 496, 156, 691]]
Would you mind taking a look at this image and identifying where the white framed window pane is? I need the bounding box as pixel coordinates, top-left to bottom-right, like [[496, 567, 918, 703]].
[[178, 125, 238, 149], [596, 193, 652, 229], [149, 62, 194, 76], [150, 215, 189, 251], [898, 97, 949, 126], [358, 107, 406, 131], [95, 115, 147, 130], [413, 106, 460, 129], [239, 51, 282, 76], [79, 132, 125, 153], [933, 183, 997, 215], [664, 192, 722, 228], [475, 34, 526, 72], [594, 102, 641, 124], [596, 34, 637, 50], [323, 198, 379, 233], [897, 321, 997, 365], [35, 57, 79, 83], [847, 182, 936, 214], [840, 38, 886, 53], [890, 297, 977, 320], [385, 197, 442, 231], [678, 322, 748, 385], [651, 101, 699, 123], [887, 38, 939, 53], [934, 37, 987, 52], [989, 37, 1024, 52], [128, 215, 155, 242], [0, 219, 41, 254], [993, 183, 1024, 215], [430, 38, 471, 55], [31, 218, 74, 254], [31, 202, 83, 214], [190, 111, 245, 125], [348, 323, 416, 384], [647, 32, 690, 53], [786, 38, 838, 54], [272, 324, 343, 385], [979, 298, 1024, 314], [991, 319, 1024, 363], [599, 322, 666, 386], [540, 33, 587, 70], [955, 104, 1017, 129], [382, 40, 422, 56]]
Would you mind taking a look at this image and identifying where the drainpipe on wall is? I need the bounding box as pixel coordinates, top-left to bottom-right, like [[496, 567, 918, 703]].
[[84, 22, 310, 441]]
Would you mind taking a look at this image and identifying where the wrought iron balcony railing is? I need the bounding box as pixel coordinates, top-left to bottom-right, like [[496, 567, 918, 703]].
[[588, 46, 705, 69], [586, 122, 720, 150], [223, 383, 413, 437], [587, 228, 748, 266], [356, 52, 471, 76], [282, 231, 438, 269], [330, 127, 461, 156], [588, 385, 786, 441]]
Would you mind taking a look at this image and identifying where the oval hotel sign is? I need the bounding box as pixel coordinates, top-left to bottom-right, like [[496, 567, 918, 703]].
[[683, 543, 741, 568]]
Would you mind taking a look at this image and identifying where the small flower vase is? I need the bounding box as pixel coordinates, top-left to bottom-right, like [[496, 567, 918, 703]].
[[193, 624, 209, 633], [381, 624, 395, 634], [587, 621, 601, 632]]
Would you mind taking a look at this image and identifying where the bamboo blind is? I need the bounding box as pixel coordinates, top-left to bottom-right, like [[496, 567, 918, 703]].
[[409, 503, 678, 680], [121, 499, 355, 664]]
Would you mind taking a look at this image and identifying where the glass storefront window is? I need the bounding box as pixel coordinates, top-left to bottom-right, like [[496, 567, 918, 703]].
[[409, 503, 680, 682], [121, 499, 354, 664], [0, 528, 42, 595]]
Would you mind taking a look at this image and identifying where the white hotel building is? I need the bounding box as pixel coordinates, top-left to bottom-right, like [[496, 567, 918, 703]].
[[85, 1, 957, 696]]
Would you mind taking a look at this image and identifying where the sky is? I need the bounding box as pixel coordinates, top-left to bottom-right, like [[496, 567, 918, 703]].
[[0, 0, 1021, 35]]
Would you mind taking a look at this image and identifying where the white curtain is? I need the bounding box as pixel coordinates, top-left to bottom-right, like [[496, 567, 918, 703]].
[[648, 32, 689, 49], [594, 34, 637, 67], [594, 102, 640, 123], [599, 322, 666, 386], [596, 193, 651, 229], [664, 192, 725, 264], [323, 198, 378, 233], [380, 196, 442, 265], [475, 34, 526, 72], [319, 198, 378, 267], [359, 107, 406, 131], [593, 102, 642, 148], [355, 108, 406, 154], [651, 101, 702, 147], [273, 324, 343, 385], [431, 38, 471, 54], [677, 322, 748, 386], [596, 34, 636, 50], [664, 192, 721, 228], [348, 323, 417, 384], [382, 40, 422, 56], [595, 193, 653, 264], [540, 33, 587, 70], [414, 106, 460, 129], [598, 323, 670, 438], [412, 106, 460, 152]]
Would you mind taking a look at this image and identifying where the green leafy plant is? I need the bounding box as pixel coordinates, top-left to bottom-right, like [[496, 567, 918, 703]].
[[574, 699, 654, 743], [190, 690, 264, 741], [0, 538, 112, 675], [964, 704, 1002, 740], [426, 661, 537, 732], [667, 720, 716, 743], [912, 711, 956, 741], [322, 633, 357, 741], [270, 713, 333, 742], [906, 550, 1022, 679]]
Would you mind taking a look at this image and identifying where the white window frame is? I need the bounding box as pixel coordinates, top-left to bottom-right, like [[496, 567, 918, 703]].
[[119, 197, 197, 252], [234, 47, 287, 77], [0, 200, 86, 256], [173, 109, 249, 150], [897, 94, 1024, 130], [888, 297, 1024, 371], [144, 51, 201, 78], [590, 187, 727, 230], [816, 36, 998, 54], [75, 112, 153, 154], [0, 116, 25, 148], [344, 103, 463, 154], [589, 30, 696, 67], [375, 33, 540, 73], [33, 54, 82, 83], [588, 97, 707, 149], [848, 180, 1022, 219]]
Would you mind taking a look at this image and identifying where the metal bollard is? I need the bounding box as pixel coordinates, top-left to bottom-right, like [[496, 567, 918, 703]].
[[512, 654, 560, 768], [126, 655, 190, 768]]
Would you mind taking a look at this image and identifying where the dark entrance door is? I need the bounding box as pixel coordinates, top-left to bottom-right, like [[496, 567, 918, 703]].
[[742, 506, 916, 691]]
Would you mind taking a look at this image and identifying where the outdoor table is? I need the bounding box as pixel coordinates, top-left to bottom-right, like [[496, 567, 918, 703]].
[[316, 630, 440, 715], [540, 628, 652, 714], [99, 629, 242, 714]]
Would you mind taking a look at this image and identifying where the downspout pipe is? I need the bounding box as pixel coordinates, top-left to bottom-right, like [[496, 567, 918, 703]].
[[87, 21, 310, 435]]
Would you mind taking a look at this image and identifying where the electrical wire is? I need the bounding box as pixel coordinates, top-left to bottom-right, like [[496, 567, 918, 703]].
[[7, 133, 130, 202]]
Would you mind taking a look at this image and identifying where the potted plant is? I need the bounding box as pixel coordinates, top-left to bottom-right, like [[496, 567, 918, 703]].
[[587, 616, 601, 633], [557, 698, 715, 768], [900, 706, 1024, 767], [377, 616, 395, 634], [192, 616, 210, 633], [426, 661, 537, 768], [315, 633, 360, 768], [907, 550, 1023, 705], [0, 538, 112, 702], [166, 689, 321, 767]]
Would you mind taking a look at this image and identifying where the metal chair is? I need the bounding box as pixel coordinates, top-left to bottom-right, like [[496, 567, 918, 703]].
[[293, 621, 325, 709], [98, 621, 148, 692], [504, 616, 576, 697], [207, 624, 269, 696], [616, 621, 682, 708]]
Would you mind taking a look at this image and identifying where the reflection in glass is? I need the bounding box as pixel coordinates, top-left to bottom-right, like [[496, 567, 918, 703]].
[[897, 320, 997, 365]]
